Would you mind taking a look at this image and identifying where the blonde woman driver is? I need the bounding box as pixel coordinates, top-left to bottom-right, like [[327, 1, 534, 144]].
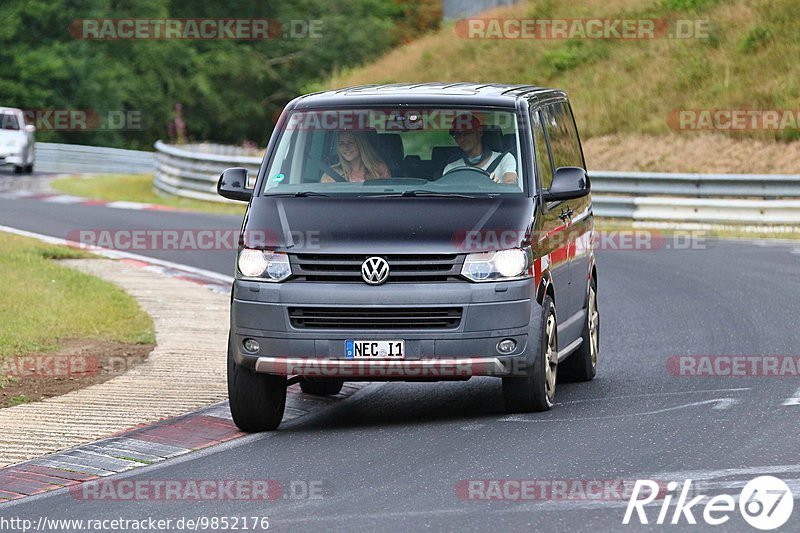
[[321, 131, 390, 183]]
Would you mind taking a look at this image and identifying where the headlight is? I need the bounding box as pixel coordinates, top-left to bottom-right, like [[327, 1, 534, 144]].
[[461, 247, 532, 282], [237, 249, 291, 282]]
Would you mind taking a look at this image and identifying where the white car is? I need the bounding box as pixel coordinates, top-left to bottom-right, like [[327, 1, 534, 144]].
[[0, 107, 36, 173]]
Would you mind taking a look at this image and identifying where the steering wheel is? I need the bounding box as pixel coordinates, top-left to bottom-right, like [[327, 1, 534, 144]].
[[437, 166, 492, 184]]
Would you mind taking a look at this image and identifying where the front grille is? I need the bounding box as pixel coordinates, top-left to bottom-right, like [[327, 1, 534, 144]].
[[291, 253, 465, 283], [288, 306, 462, 329]]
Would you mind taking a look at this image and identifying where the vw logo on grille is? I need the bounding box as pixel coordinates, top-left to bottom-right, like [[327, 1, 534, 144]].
[[361, 256, 389, 285]]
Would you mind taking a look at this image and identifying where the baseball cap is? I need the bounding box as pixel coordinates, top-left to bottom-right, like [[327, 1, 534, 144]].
[[449, 113, 482, 135]]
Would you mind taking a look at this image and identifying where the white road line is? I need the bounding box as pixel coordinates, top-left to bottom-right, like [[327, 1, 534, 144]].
[[44, 194, 85, 204], [781, 386, 800, 406], [105, 201, 155, 210], [500, 398, 740, 423]]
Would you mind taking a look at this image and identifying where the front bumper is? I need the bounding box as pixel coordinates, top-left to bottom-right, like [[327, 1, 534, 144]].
[[0, 150, 24, 166], [0, 144, 27, 166], [254, 356, 510, 378], [230, 278, 539, 379]]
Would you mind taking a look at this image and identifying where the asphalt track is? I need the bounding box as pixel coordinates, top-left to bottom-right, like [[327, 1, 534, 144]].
[[1, 174, 799, 531]]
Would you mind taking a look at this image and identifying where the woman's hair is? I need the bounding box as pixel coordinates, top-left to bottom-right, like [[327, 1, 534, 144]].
[[333, 131, 387, 181]]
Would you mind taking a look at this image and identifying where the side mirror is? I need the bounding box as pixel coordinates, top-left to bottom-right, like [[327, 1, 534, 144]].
[[24, 124, 36, 134], [217, 167, 253, 201], [542, 166, 590, 202]]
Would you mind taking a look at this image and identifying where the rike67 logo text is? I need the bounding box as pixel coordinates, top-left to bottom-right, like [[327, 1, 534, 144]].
[[624, 476, 793, 530]]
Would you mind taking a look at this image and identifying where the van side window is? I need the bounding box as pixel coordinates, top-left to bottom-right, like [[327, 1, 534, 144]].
[[531, 110, 554, 190], [541, 103, 584, 171]]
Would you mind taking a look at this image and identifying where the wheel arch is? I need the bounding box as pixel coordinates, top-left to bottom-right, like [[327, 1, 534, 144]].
[[536, 269, 555, 306]]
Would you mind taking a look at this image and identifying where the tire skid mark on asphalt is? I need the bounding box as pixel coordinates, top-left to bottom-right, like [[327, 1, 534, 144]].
[[501, 384, 800, 421], [748, 239, 800, 248], [499, 398, 742, 423], [555, 387, 751, 405], [265, 466, 800, 527], [781, 386, 800, 406]]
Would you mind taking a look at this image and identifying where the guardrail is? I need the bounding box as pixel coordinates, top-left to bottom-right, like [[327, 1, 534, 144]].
[[591, 170, 800, 198], [35, 142, 154, 174], [153, 141, 261, 203], [152, 141, 800, 223], [591, 171, 800, 224], [443, 0, 522, 20]]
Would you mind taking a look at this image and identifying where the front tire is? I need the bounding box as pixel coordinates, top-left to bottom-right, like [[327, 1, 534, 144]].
[[503, 295, 558, 412], [227, 336, 286, 432], [559, 278, 599, 382], [300, 378, 344, 396]]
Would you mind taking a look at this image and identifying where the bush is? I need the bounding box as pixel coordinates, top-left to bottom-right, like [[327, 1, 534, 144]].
[[739, 26, 773, 54]]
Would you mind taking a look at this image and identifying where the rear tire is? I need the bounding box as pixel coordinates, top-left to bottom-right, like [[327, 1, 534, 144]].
[[559, 278, 599, 382], [227, 335, 286, 432], [25, 163, 33, 174], [300, 378, 344, 396], [13, 165, 23, 174], [502, 295, 558, 413]]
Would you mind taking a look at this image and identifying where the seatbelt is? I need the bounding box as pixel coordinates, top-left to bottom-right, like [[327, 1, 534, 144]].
[[316, 159, 347, 182], [486, 152, 508, 175]]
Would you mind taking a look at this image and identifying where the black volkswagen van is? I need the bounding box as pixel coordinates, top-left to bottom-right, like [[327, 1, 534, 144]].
[[218, 83, 598, 431]]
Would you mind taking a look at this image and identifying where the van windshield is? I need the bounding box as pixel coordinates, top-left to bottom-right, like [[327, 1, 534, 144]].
[[262, 107, 526, 197], [0, 113, 21, 130]]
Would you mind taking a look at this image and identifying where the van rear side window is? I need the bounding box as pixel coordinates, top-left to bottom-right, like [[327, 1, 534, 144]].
[[532, 111, 554, 190], [540, 103, 584, 171]]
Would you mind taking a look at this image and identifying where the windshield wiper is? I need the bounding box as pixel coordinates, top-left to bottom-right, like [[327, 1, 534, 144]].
[[267, 191, 330, 197], [402, 190, 476, 198], [367, 190, 476, 199]]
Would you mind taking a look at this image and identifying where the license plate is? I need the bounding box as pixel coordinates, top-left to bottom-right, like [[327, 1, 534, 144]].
[[345, 340, 405, 359]]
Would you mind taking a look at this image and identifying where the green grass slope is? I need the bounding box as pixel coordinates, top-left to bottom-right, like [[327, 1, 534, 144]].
[[326, 0, 799, 141]]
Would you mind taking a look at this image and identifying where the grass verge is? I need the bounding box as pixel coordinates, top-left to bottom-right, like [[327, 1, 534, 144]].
[[0, 232, 155, 358], [51, 174, 247, 216]]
